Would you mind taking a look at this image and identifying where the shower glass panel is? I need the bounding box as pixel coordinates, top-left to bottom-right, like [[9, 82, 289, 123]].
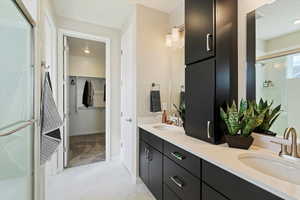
[[256, 53, 300, 135], [0, 1, 34, 200]]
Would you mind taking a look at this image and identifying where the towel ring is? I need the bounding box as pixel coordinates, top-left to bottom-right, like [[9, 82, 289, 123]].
[[151, 83, 160, 91]]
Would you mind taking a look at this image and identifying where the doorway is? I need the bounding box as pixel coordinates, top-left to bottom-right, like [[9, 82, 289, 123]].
[[59, 32, 111, 169]]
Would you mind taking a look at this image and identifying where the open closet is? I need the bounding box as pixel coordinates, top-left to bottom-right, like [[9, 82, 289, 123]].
[[65, 37, 106, 168]]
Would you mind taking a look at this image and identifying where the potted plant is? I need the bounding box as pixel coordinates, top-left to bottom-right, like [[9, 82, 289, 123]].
[[173, 102, 185, 128], [220, 100, 266, 149], [251, 98, 281, 136]]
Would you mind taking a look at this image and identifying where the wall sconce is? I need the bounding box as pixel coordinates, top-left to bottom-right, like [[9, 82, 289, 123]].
[[166, 25, 185, 48]]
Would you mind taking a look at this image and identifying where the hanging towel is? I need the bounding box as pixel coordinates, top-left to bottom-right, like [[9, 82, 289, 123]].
[[82, 80, 94, 107], [40, 72, 63, 165], [180, 91, 185, 106], [150, 90, 162, 112]]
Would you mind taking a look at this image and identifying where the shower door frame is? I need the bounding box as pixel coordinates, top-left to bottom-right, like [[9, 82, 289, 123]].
[[7, 1, 41, 200]]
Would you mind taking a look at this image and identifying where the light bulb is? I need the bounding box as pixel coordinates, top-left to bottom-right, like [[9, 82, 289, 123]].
[[166, 34, 172, 47], [172, 27, 180, 42]]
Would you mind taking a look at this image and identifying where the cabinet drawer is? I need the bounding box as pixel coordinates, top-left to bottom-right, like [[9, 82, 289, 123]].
[[164, 141, 201, 178], [202, 183, 228, 200], [202, 161, 283, 200], [164, 184, 181, 200], [140, 128, 163, 152], [164, 157, 200, 200]]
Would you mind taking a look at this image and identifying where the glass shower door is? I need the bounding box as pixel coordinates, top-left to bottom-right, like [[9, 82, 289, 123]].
[[0, 1, 34, 200]]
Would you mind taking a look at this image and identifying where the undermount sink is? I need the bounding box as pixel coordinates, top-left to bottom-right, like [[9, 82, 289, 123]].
[[238, 153, 300, 185], [152, 124, 180, 131]]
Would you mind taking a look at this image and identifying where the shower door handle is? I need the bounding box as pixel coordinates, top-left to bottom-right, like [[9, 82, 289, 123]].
[[126, 118, 132, 123], [0, 119, 37, 137]]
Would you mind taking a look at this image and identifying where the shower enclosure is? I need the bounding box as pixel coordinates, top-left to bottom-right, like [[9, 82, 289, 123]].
[[0, 1, 35, 199], [256, 53, 300, 135]]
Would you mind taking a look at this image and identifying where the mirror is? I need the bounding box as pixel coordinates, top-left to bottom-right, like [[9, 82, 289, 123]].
[[247, 0, 300, 136], [169, 43, 185, 114]]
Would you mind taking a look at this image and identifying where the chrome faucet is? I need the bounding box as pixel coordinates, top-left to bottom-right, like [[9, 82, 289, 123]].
[[274, 128, 300, 160]]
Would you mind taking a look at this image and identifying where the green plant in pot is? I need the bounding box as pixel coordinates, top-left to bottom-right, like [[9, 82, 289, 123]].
[[251, 98, 281, 136], [173, 102, 185, 128], [220, 100, 266, 149]]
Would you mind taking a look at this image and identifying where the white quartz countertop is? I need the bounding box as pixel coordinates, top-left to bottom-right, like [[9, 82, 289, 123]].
[[139, 123, 300, 200]]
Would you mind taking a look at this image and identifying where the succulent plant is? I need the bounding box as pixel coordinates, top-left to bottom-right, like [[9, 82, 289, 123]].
[[252, 98, 281, 133], [173, 101, 185, 123], [220, 99, 267, 137]]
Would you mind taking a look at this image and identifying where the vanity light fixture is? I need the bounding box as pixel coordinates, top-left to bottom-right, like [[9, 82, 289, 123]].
[[84, 47, 90, 54], [166, 25, 185, 48], [294, 19, 300, 25]]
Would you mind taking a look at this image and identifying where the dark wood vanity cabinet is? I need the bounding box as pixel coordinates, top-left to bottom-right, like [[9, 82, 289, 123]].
[[202, 160, 283, 200], [185, 0, 215, 64], [185, 59, 216, 143], [139, 129, 283, 200], [185, 0, 238, 144], [139, 132, 163, 200]]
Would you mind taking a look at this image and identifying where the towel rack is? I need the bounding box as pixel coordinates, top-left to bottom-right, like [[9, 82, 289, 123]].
[[151, 82, 160, 91]]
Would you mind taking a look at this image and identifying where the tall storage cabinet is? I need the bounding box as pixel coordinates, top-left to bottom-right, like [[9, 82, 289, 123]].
[[185, 0, 238, 144]]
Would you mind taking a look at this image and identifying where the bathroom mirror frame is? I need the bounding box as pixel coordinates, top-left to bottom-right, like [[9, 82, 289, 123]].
[[246, 10, 256, 101]]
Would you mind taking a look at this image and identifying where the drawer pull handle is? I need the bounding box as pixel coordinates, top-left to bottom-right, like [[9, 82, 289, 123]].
[[207, 121, 211, 139], [206, 33, 213, 52], [170, 176, 184, 189], [171, 152, 185, 161]]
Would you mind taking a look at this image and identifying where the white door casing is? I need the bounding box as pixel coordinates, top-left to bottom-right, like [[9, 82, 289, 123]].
[[121, 23, 134, 174], [63, 36, 70, 168], [57, 29, 111, 169]]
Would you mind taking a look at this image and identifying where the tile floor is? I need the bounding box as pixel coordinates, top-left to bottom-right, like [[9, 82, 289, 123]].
[[69, 134, 106, 168], [47, 160, 155, 200]]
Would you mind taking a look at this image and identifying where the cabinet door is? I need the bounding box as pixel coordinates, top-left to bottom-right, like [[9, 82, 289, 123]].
[[164, 184, 182, 200], [202, 184, 227, 200], [185, 0, 215, 64], [185, 59, 215, 143], [148, 147, 163, 200], [139, 140, 149, 186]]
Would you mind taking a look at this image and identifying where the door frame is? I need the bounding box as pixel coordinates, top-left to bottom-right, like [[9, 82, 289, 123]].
[[57, 29, 111, 170]]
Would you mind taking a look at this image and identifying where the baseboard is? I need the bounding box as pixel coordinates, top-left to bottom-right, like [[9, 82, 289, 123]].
[[70, 130, 105, 136]]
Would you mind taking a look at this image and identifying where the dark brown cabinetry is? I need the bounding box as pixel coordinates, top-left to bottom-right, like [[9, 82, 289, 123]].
[[185, 0, 238, 144], [202, 184, 228, 200], [139, 134, 163, 200], [185, 59, 216, 143], [139, 129, 283, 200], [164, 184, 181, 200], [202, 161, 283, 200], [185, 0, 215, 64]]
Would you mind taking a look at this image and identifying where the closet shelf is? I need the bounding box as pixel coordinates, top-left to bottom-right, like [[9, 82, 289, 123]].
[[69, 75, 106, 79], [78, 106, 106, 110]]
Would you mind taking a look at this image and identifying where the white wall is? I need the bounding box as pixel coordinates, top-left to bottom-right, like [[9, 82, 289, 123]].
[[265, 30, 300, 53], [69, 55, 106, 78], [57, 16, 121, 158], [136, 5, 171, 117], [68, 78, 106, 136]]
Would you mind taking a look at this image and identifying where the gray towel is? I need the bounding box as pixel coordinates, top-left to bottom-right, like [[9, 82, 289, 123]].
[[150, 90, 162, 112], [40, 72, 63, 165]]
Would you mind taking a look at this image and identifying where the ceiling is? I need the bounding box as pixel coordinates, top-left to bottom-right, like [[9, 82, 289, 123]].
[[52, 0, 183, 29], [68, 37, 106, 57], [256, 0, 300, 40]]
